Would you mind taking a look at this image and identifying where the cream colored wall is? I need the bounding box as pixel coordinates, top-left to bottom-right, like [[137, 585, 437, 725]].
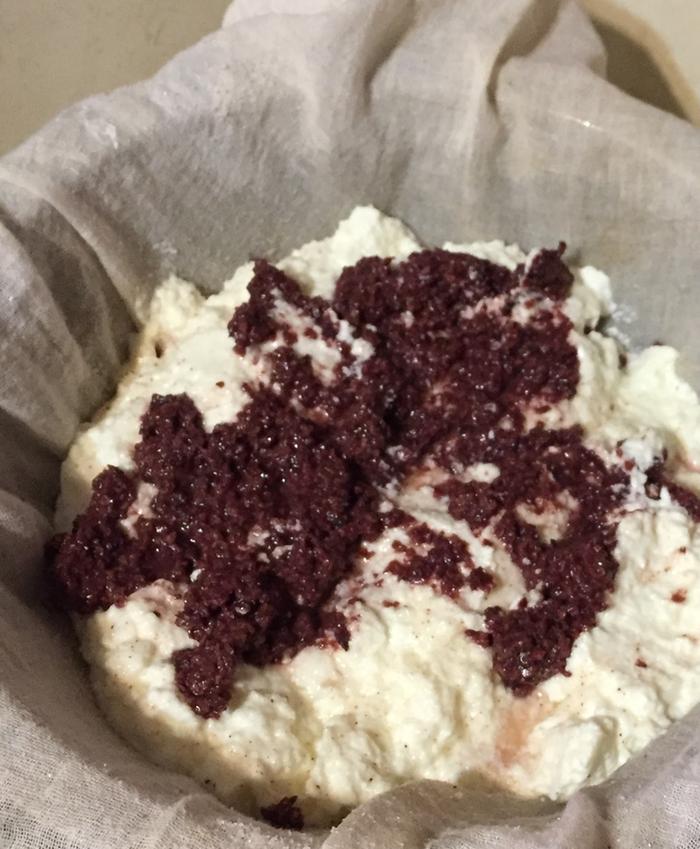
[[0, 0, 698, 156], [583, 0, 700, 125], [0, 0, 230, 154]]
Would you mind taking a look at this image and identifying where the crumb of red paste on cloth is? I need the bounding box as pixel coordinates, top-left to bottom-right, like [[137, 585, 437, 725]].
[[260, 796, 304, 830]]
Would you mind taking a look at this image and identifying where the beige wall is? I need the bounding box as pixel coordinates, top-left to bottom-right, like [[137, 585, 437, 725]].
[[584, 0, 700, 125], [0, 0, 229, 154], [0, 0, 698, 157]]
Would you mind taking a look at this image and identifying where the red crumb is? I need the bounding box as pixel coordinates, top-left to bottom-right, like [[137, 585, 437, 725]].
[[671, 590, 687, 604], [467, 567, 495, 593], [465, 628, 493, 649]]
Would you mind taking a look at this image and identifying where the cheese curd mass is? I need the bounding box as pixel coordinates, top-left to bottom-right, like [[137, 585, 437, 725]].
[[51, 208, 700, 828]]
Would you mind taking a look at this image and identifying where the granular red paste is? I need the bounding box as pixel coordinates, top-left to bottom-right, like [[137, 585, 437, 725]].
[[387, 526, 473, 597], [47, 243, 698, 723]]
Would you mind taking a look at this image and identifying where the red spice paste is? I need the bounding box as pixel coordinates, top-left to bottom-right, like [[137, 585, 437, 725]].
[[48, 243, 697, 723]]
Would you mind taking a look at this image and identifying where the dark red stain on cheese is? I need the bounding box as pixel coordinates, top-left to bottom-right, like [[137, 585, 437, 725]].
[[671, 589, 687, 604], [47, 244, 700, 722], [260, 796, 304, 830]]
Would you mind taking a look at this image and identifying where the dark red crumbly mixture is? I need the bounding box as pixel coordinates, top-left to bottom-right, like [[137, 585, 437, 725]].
[[260, 796, 304, 830], [47, 242, 700, 725], [387, 525, 475, 597], [437, 425, 627, 692]]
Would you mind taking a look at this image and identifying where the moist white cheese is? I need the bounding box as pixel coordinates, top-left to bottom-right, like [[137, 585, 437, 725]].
[[59, 207, 700, 827]]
